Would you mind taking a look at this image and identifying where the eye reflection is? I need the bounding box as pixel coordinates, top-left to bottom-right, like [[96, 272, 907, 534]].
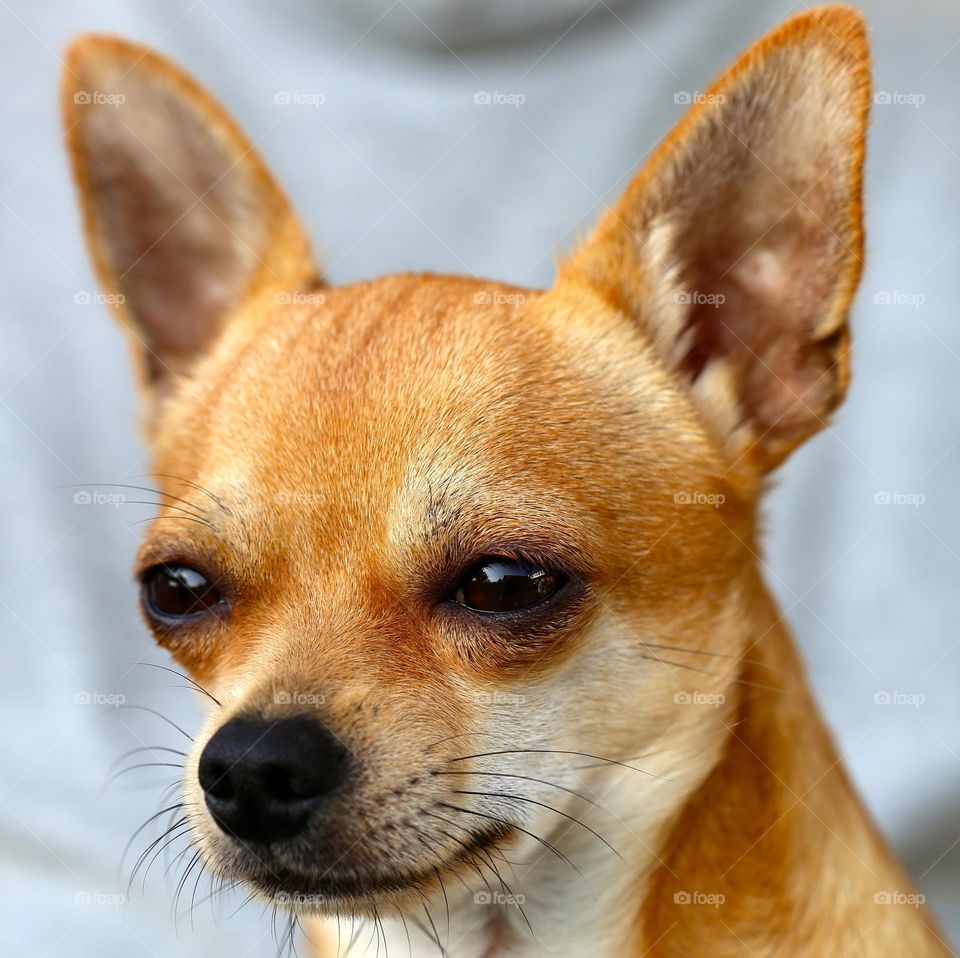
[[453, 557, 563, 613]]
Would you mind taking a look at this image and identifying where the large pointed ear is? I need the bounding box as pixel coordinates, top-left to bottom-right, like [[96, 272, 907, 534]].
[[561, 6, 870, 474], [61, 36, 319, 398]]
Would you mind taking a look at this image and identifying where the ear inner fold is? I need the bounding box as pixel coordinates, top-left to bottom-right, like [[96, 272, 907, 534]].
[[561, 6, 870, 473], [62, 35, 318, 390]]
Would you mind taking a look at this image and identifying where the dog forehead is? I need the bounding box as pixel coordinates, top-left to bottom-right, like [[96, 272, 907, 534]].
[[155, 272, 713, 549]]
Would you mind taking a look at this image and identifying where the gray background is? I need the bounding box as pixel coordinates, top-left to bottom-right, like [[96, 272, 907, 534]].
[[1, 0, 958, 954]]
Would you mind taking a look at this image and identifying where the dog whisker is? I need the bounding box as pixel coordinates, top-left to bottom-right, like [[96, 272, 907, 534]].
[[107, 761, 184, 786], [59, 481, 209, 516], [449, 748, 665, 780], [173, 848, 205, 930], [114, 704, 194, 741], [435, 769, 614, 816], [109, 744, 188, 771], [134, 661, 222, 707], [437, 801, 584, 884], [127, 815, 188, 894], [120, 802, 189, 870], [451, 789, 623, 862], [139, 472, 231, 512]]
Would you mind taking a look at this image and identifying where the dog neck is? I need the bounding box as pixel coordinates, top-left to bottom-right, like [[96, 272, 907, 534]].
[[307, 585, 946, 958]]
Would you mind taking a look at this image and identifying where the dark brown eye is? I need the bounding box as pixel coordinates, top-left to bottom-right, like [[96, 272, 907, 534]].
[[453, 557, 564, 614], [142, 564, 224, 622]]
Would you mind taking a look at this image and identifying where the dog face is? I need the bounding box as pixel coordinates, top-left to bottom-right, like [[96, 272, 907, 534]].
[[63, 9, 869, 919]]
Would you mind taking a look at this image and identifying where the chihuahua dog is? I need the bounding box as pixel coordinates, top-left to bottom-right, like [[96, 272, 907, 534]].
[[62, 6, 950, 956]]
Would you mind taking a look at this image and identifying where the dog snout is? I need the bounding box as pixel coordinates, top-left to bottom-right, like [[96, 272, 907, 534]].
[[198, 715, 349, 844]]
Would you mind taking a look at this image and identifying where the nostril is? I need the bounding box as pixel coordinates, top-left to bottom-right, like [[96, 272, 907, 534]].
[[199, 760, 234, 801], [262, 763, 298, 802], [197, 715, 350, 844]]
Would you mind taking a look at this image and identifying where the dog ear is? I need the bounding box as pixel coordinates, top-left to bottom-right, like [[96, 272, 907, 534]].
[[561, 6, 870, 473], [62, 36, 318, 400]]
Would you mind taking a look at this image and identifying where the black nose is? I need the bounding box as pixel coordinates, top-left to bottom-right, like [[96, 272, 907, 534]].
[[198, 716, 348, 844]]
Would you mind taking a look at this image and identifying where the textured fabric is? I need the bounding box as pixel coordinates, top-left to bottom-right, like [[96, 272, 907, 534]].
[[1, 0, 958, 953]]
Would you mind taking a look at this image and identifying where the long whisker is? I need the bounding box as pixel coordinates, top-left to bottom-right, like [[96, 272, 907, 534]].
[[472, 848, 538, 945], [639, 652, 715, 675], [108, 762, 184, 786], [451, 789, 623, 861], [437, 802, 584, 883], [636, 639, 784, 672], [114, 704, 194, 742], [141, 473, 229, 512], [58, 482, 207, 515], [134, 662, 222, 707], [120, 802, 189, 870], [127, 816, 188, 893], [113, 499, 210, 523], [140, 821, 197, 893], [435, 769, 612, 814], [449, 749, 666, 779], [109, 745, 188, 771]]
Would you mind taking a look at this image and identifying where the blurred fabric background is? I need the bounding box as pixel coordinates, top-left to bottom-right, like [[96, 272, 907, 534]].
[[2, 0, 958, 954]]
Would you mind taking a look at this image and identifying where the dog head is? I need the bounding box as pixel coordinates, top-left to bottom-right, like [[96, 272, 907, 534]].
[[63, 7, 869, 922]]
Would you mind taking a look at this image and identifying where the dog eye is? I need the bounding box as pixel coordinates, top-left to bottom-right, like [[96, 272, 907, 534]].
[[453, 557, 563, 613], [141, 564, 224, 622]]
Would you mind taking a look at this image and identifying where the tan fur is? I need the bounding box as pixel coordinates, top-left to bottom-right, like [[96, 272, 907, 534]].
[[62, 7, 951, 956]]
